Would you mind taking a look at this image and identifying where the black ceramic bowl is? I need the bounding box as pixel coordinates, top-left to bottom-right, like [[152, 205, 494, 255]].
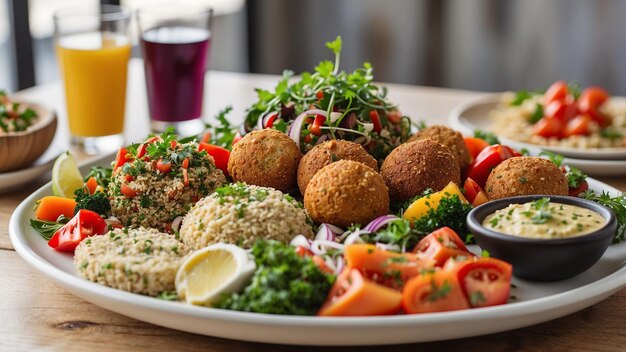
[[467, 195, 617, 281]]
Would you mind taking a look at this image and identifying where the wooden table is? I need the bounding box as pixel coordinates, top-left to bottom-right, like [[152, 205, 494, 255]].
[[2, 61, 626, 351]]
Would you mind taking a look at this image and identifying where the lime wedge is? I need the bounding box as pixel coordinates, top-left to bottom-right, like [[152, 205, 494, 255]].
[[52, 151, 84, 198]]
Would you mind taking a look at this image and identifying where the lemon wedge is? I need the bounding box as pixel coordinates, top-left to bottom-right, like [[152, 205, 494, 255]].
[[175, 244, 256, 306], [52, 151, 84, 198]]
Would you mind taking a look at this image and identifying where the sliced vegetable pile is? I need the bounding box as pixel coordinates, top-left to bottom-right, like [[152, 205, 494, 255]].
[[210, 37, 411, 162], [511, 80, 623, 140]]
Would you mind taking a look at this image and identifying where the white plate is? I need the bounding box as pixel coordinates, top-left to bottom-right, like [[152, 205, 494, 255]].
[[449, 95, 626, 176], [9, 158, 626, 345]]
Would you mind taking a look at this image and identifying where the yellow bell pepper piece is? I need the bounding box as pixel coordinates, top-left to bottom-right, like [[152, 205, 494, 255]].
[[402, 182, 468, 223]]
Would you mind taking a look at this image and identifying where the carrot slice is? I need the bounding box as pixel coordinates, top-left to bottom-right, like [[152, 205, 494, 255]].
[[35, 196, 77, 222]]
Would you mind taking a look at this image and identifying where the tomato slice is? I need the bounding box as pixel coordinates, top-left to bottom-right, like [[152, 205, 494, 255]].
[[412, 227, 473, 267], [113, 147, 130, 171], [344, 244, 435, 290], [471, 191, 489, 207], [463, 137, 490, 163], [48, 209, 107, 252], [446, 257, 512, 308], [318, 268, 403, 316], [532, 117, 564, 139], [264, 113, 278, 129], [463, 178, 489, 206], [198, 142, 231, 176], [544, 99, 577, 122], [544, 80, 568, 106], [578, 87, 609, 112], [563, 115, 592, 137], [569, 180, 589, 197], [369, 110, 382, 133], [402, 270, 470, 314], [465, 145, 517, 188]]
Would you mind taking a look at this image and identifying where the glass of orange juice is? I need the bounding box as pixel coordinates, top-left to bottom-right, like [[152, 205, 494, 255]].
[[54, 5, 131, 154]]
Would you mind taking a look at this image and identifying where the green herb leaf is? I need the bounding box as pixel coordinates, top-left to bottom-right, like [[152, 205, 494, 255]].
[[473, 130, 500, 145]]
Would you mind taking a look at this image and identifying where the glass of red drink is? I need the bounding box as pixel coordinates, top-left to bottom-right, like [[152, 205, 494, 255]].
[[137, 7, 213, 134]]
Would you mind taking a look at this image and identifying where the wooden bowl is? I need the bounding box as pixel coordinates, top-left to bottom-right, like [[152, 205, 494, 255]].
[[0, 102, 57, 172]]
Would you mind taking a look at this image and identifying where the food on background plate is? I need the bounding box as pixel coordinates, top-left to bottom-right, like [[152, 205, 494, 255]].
[[108, 132, 227, 232], [485, 157, 569, 199], [297, 139, 377, 194], [490, 81, 626, 149], [304, 160, 389, 227], [227, 129, 301, 193], [74, 227, 189, 296], [381, 139, 461, 202], [483, 197, 606, 239], [175, 244, 256, 306], [179, 183, 314, 249], [408, 125, 472, 172], [0, 90, 38, 133]]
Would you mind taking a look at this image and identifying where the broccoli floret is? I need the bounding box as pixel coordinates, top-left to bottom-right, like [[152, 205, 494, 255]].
[[74, 188, 111, 217], [410, 194, 474, 241]]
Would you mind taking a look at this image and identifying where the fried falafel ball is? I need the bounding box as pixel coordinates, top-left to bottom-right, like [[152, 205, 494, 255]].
[[381, 139, 460, 202], [297, 140, 378, 194], [304, 160, 389, 227], [408, 125, 471, 171], [485, 156, 569, 199], [228, 129, 301, 193]]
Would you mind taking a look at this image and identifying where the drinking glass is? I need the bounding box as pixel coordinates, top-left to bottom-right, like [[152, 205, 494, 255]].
[[54, 5, 131, 153], [137, 7, 213, 135]]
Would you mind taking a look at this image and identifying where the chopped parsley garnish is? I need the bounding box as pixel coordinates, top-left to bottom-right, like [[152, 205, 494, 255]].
[[473, 130, 500, 145], [582, 190, 626, 243]]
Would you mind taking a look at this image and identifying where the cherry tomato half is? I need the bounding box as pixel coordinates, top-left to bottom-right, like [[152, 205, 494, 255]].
[[446, 257, 512, 308], [544, 99, 577, 122], [318, 268, 403, 316], [344, 244, 435, 290], [543, 80, 568, 106], [465, 145, 518, 188], [563, 115, 592, 137], [402, 269, 470, 314], [48, 209, 107, 252], [532, 117, 564, 139], [198, 142, 231, 176], [412, 227, 474, 267], [578, 87, 610, 127]]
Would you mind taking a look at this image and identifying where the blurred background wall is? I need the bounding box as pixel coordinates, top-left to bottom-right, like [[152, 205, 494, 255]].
[[2, 0, 626, 94]]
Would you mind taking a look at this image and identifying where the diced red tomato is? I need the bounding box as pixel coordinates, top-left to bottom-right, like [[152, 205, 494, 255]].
[[318, 269, 403, 316], [182, 168, 189, 187], [120, 184, 137, 197], [569, 180, 589, 197], [412, 227, 473, 267], [156, 159, 172, 174], [387, 110, 402, 124], [445, 257, 512, 308], [402, 270, 470, 314], [310, 114, 326, 136], [369, 110, 382, 133], [124, 174, 133, 182], [465, 145, 518, 188], [198, 142, 231, 176], [265, 113, 278, 129], [182, 158, 189, 169], [170, 140, 178, 149], [563, 115, 592, 137], [544, 80, 568, 106], [532, 117, 564, 139], [463, 177, 489, 206], [113, 147, 130, 171], [464, 137, 490, 162], [344, 244, 435, 290], [316, 90, 324, 100], [48, 210, 107, 252]]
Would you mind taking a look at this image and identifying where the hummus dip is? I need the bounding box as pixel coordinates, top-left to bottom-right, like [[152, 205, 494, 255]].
[[483, 198, 605, 239]]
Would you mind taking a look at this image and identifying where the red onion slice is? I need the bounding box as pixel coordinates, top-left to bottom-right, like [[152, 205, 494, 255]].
[[290, 234, 312, 249], [289, 109, 328, 146], [364, 215, 400, 232], [310, 240, 344, 256], [315, 224, 336, 242]]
